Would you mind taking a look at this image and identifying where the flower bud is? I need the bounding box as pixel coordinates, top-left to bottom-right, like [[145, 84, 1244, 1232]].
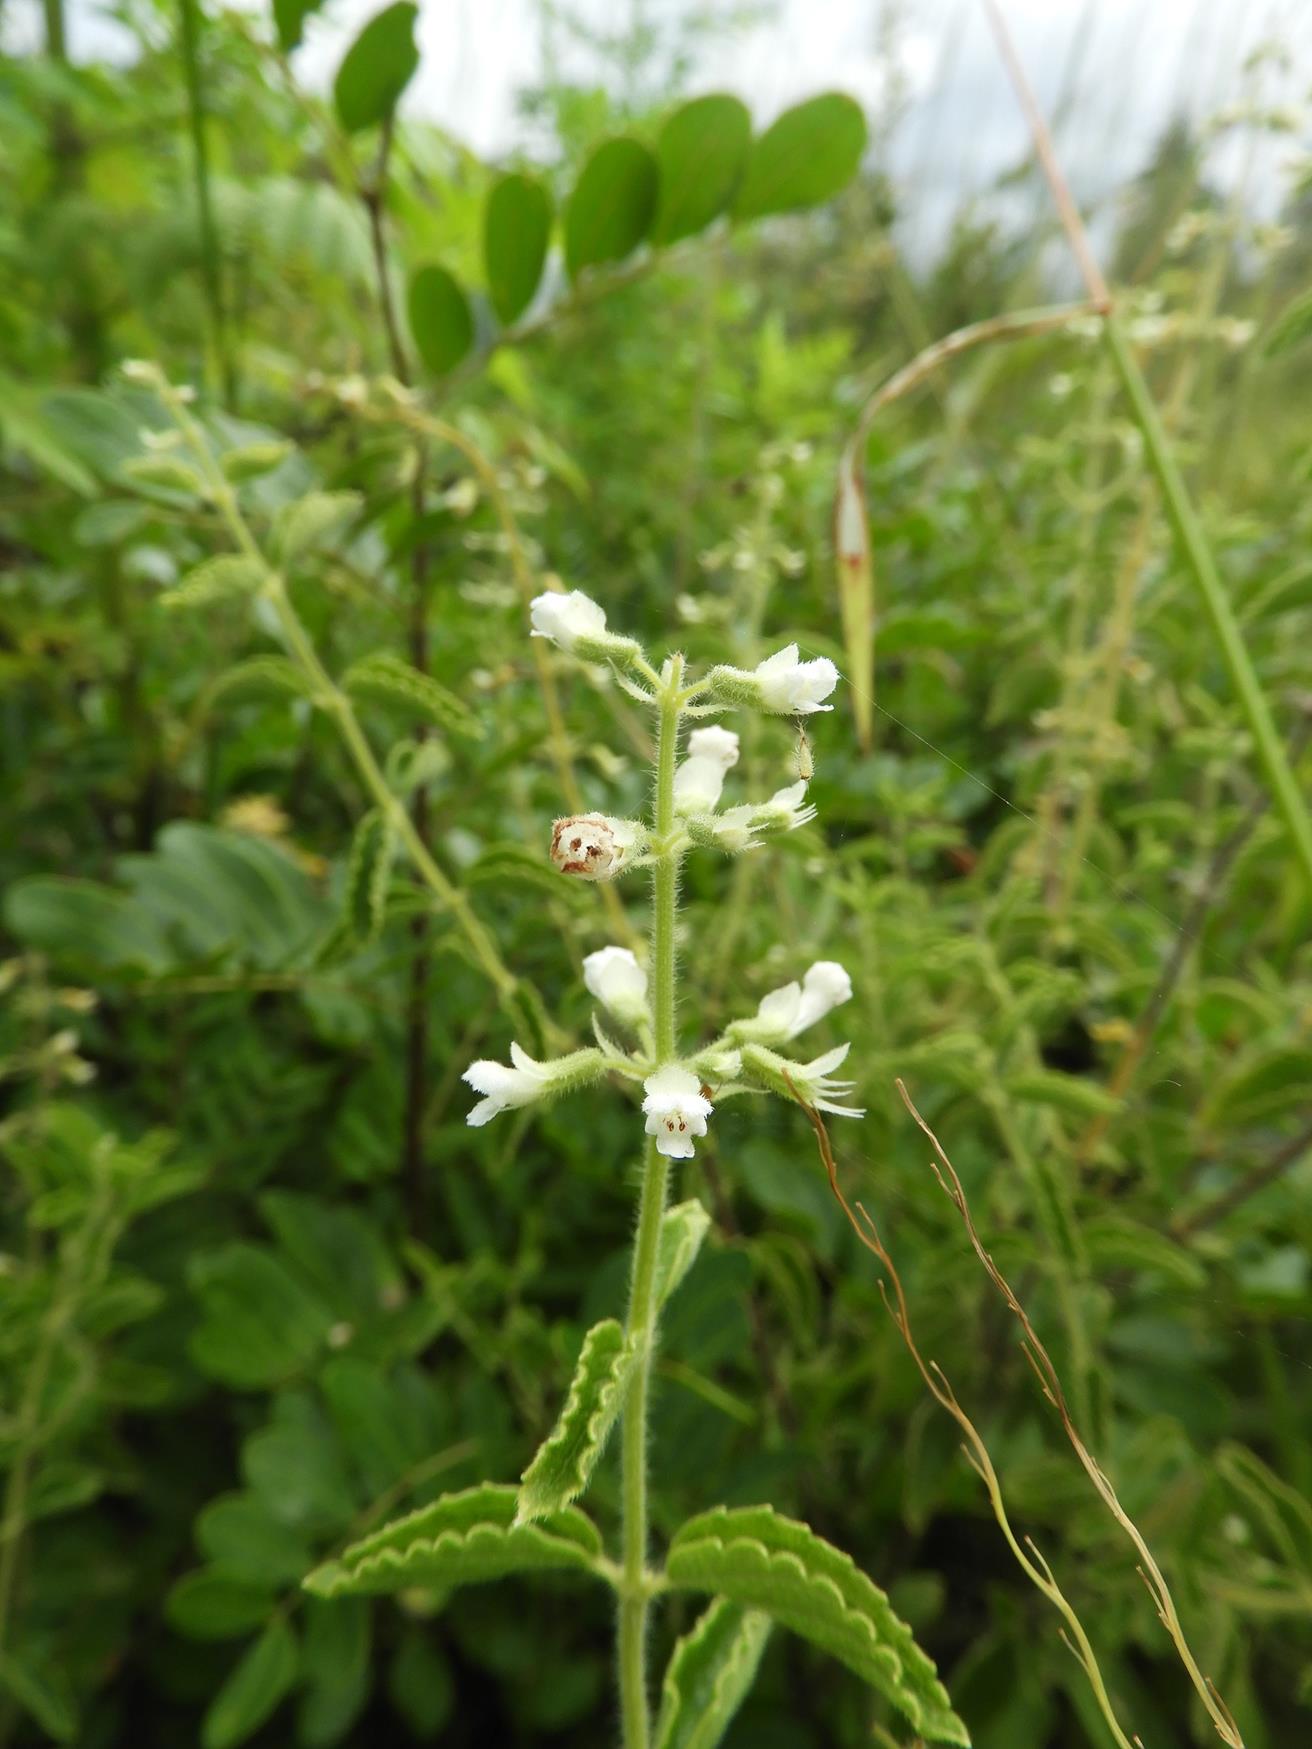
[[530, 589, 643, 667], [550, 814, 645, 880], [582, 946, 649, 1027], [673, 726, 740, 814]]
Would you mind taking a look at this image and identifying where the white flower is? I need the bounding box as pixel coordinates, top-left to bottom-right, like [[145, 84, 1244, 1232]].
[[583, 946, 648, 1026], [529, 589, 642, 666], [736, 960, 853, 1044], [738, 1040, 864, 1118], [529, 589, 607, 651], [550, 814, 644, 880], [463, 1043, 554, 1127], [753, 781, 817, 833], [753, 644, 839, 714], [642, 1065, 713, 1160], [791, 1042, 864, 1117], [673, 726, 739, 814]]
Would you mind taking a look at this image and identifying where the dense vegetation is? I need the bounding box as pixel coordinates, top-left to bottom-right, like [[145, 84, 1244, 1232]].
[[2, 5, 1311, 1747]]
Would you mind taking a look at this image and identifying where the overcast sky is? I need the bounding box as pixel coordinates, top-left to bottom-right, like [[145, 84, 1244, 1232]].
[[11, 0, 1312, 256]]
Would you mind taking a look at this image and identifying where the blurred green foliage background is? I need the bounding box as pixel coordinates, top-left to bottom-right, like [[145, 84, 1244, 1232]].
[[1, 2, 1311, 1745]]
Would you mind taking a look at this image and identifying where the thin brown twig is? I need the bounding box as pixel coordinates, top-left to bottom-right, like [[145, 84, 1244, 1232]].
[[895, 1079, 1245, 1748], [783, 1075, 1139, 1749], [1172, 1118, 1312, 1241]]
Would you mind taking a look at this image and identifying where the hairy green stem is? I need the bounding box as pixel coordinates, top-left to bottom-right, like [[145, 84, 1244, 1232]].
[[619, 660, 684, 1746]]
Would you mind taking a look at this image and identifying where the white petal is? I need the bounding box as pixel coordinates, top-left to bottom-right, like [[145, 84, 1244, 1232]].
[[757, 982, 803, 1034], [466, 1097, 502, 1127]]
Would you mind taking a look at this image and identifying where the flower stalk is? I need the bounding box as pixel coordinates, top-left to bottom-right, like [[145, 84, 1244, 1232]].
[[618, 656, 684, 1746]]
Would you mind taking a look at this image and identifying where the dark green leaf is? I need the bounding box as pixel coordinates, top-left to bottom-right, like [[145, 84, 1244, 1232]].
[[733, 93, 867, 221], [407, 265, 475, 375], [484, 172, 553, 325], [0, 1651, 77, 1743], [166, 1570, 276, 1642], [332, 2, 419, 134], [654, 95, 752, 245], [298, 1598, 371, 1747], [273, 0, 323, 54], [202, 1620, 299, 1749], [565, 137, 659, 279]]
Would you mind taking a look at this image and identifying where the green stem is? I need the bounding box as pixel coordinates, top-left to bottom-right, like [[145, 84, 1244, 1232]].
[[1105, 327, 1312, 895], [166, 393, 527, 1023], [618, 660, 683, 1747], [176, 0, 231, 402]]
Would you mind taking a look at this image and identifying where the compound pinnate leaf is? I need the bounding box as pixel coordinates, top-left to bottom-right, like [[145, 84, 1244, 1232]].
[[654, 1199, 712, 1309], [202, 1619, 299, 1749], [565, 137, 658, 279], [304, 1483, 604, 1599], [163, 554, 264, 611], [165, 1569, 275, 1641], [517, 1318, 636, 1522], [733, 93, 867, 222], [345, 809, 396, 943], [407, 264, 474, 375], [665, 1506, 970, 1745], [654, 94, 751, 246], [654, 1599, 771, 1749], [333, 2, 419, 134], [273, 490, 363, 563], [484, 172, 553, 325], [342, 650, 482, 738]]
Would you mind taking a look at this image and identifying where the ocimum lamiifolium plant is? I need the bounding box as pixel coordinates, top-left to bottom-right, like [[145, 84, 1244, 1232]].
[[302, 589, 971, 1749]]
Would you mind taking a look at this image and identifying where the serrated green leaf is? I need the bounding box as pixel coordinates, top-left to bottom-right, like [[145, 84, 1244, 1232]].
[[484, 172, 553, 325], [221, 439, 294, 481], [342, 650, 481, 738], [122, 452, 206, 495], [653, 94, 752, 246], [202, 1619, 299, 1749], [304, 1483, 604, 1598], [1004, 1068, 1121, 1118], [407, 265, 474, 375], [518, 1318, 636, 1522], [654, 1599, 771, 1749], [733, 93, 867, 221], [164, 554, 265, 610], [274, 490, 363, 564], [1264, 289, 1312, 357], [210, 655, 318, 703], [0, 1650, 77, 1743], [565, 137, 659, 279], [654, 1199, 712, 1309], [345, 810, 396, 943], [665, 1506, 970, 1745], [333, 2, 418, 134], [165, 1569, 276, 1641]]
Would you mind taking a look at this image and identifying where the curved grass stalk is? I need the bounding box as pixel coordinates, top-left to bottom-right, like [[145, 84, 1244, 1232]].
[[791, 1083, 1140, 1749], [896, 1079, 1245, 1749]]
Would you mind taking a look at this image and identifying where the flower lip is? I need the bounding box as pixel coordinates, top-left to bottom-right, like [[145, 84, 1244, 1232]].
[[582, 945, 648, 1019], [753, 644, 839, 715], [642, 1065, 714, 1160]]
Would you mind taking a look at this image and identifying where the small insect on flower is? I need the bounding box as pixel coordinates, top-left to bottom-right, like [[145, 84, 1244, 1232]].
[[549, 814, 642, 881]]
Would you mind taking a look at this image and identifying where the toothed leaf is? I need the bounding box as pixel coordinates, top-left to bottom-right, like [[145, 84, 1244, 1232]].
[[164, 554, 264, 610], [654, 1200, 712, 1310], [342, 651, 482, 739], [273, 491, 362, 564], [303, 1484, 603, 1599], [345, 809, 396, 943], [654, 1599, 771, 1749], [517, 1319, 635, 1522], [665, 1506, 970, 1745]]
